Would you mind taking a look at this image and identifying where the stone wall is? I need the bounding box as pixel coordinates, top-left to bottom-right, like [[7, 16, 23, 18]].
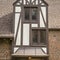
[[0, 38, 12, 60], [49, 31, 60, 60]]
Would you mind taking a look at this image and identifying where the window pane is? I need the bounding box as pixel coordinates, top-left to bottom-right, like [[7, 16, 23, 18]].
[[32, 29, 46, 45], [32, 30, 38, 43], [32, 8, 37, 20], [40, 30, 46, 44], [24, 8, 30, 20]]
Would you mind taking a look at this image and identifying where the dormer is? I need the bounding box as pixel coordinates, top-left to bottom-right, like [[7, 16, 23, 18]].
[[12, 0, 48, 59]]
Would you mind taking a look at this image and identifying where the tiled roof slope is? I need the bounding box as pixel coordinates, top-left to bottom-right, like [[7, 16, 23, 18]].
[[0, 0, 16, 34], [45, 0, 60, 28], [0, 0, 60, 34]]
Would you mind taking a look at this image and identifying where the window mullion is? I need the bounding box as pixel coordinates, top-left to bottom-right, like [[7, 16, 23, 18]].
[[38, 30, 40, 45], [30, 7, 32, 22]]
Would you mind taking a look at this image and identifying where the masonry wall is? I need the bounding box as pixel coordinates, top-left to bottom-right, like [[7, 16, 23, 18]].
[[49, 31, 60, 60], [0, 39, 12, 60]]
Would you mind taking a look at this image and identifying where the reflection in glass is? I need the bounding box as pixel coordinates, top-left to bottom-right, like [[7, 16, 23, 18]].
[[32, 8, 37, 20], [25, 8, 30, 20], [40, 30, 46, 44], [32, 30, 38, 43]]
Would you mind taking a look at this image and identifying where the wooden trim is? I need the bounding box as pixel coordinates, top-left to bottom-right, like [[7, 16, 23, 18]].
[[0, 34, 14, 38], [46, 6, 49, 54], [12, 38, 14, 53], [15, 12, 21, 45], [49, 28, 60, 31], [40, 48, 46, 54], [14, 45, 47, 47], [21, 5, 24, 46], [43, 0, 48, 6], [12, 55, 49, 57], [30, 18, 31, 46], [40, 8, 46, 27], [13, 0, 48, 6]]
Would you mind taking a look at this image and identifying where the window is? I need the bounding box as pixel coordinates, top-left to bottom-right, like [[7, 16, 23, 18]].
[[24, 7, 38, 21], [25, 7, 30, 20], [31, 7, 37, 20], [32, 29, 46, 46], [32, 30, 38, 43]]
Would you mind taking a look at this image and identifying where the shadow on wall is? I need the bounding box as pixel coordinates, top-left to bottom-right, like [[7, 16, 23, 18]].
[[0, 12, 14, 34]]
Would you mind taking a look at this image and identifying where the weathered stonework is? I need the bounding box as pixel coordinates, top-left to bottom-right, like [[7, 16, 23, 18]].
[[0, 39, 12, 60], [49, 31, 60, 60]]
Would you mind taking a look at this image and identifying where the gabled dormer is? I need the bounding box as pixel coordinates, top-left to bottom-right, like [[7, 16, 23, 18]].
[[12, 0, 48, 59]]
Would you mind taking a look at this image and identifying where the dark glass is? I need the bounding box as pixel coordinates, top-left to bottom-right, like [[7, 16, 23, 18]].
[[40, 30, 46, 44], [24, 7, 37, 21], [32, 8, 37, 20], [25, 8, 30, 20], [32, 30, 38, 43]]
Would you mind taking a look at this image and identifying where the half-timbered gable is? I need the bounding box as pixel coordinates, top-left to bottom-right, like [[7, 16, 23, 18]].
[[12, 0, 48, 60]]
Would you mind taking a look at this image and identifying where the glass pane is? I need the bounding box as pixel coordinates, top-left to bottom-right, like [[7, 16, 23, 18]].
[[40, 30, 46, 44], [32, 30, 38, 43], [24, 7, 30, 20], [32, 8, 37, 20]]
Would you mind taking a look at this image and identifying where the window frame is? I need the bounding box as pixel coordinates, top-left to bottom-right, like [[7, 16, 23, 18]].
[[31, 29, 47, 46], [23, 6, 39, 22]]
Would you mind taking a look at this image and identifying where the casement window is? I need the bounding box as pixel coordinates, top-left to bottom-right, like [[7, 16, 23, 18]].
[[24, 7, 38, 21], [32, 29, 46, 46]]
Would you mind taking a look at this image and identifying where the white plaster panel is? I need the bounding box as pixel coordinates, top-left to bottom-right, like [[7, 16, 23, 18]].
[[15, 13, 20, 38], [25, 48, 35, 55], [40, 11, 45, 27], [16, 48, 24, 55], [23, 24, 30, 45], [15, 7, 21, 12], [42, 47, 47, 54], [36, 0, 38, 5], [24, 0, 26, 4], [40, 0, 42, 3], [31, 0, 34, 2], [31, 24, 38, 27], [41, 7, 46, 22], [19, 0, 22, 3], [40, 7, 46, 27], [36, 48, 45, 55], [14, 47, 19, 53], [16, 2, 20, 5], [41, 3, 45, 5], [16, 19, 21, 45]]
